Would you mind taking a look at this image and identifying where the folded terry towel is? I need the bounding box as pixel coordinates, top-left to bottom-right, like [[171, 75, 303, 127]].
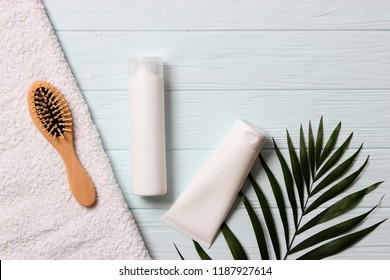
[[0, 0, 150, 259]]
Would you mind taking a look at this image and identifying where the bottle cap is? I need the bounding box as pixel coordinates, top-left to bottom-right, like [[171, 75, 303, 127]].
[[128, 57, 163, 78], [228, 119, 267, 152]]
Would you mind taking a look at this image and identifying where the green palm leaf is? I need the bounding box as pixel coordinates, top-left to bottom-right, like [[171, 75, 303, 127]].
[[315, 132, 353, 180], [193, 241, 211, 260], [260, 155, 289, 247], [305, 157, 369, 214], [221, 222, 247, 260], [315, 116, 324, 169], [273, 139, 298, 228], [248, 173, 281, 259], [297, 220, 387, 260], [318, 121, 341, 167], [300, 125, 311, 192], [308, 121, 316, 179], [287, 130, 305, 209], [298, 181, 382, 234], [174, 243, 185, 260], [290, 203, 379, 254], [311, 144, 363, 196], [239, 191, 269, 259]]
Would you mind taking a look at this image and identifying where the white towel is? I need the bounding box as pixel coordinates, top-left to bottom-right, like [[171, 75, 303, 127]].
[[0, 0, 150, 259]]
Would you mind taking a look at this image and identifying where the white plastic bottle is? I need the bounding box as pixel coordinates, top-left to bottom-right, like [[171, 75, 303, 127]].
[[128, 57, 167, 196], [163, 119, 266, 247]]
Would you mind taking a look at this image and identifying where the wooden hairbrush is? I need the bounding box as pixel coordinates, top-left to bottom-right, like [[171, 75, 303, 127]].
[[28, 80, 96, 207]]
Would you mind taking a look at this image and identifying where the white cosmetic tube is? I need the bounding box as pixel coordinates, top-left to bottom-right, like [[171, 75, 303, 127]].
[[128, 57, 167, 196], [163, 119, 266, 247]]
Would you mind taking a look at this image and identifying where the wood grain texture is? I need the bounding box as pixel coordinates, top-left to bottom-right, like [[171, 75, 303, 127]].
[[57, 31, 390, 91], [83, 90, 390, 150], [41, 0, 390, 259], [43, 0, 390, 31]]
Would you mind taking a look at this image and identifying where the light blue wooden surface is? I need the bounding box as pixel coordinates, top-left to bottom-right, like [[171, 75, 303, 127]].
[[42, 0, 390, 259]]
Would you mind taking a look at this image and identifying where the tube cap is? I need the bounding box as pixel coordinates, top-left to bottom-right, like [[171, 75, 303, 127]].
[[128, 57, 163, 78], [228, 119, 267, 152]]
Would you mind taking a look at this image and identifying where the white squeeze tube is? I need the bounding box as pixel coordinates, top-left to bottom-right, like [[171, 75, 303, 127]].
[[128, 57, 167, 196], [163, 119, 266, 247]]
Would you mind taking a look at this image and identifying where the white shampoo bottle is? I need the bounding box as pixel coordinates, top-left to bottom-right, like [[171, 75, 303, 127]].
[[163, 119, 266, 247], [128, 57, 167, 196]]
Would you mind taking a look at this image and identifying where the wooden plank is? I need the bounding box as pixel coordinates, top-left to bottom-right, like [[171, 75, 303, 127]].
[[40, 0, 390, 261], [107, 149, 390, 209], [56, 31, 390, 91], [133, 208, 390, 259], [43, 0, 390, 31], [82, 90, 390, 150]]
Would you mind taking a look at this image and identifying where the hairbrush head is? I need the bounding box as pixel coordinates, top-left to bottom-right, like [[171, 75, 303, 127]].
[[29, 81, 72, 140]]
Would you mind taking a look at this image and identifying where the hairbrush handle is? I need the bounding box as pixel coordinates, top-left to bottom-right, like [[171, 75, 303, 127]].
[[62, 148, 96, 207]]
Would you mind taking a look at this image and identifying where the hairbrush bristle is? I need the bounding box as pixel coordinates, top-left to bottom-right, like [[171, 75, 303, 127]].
[[31, 84, 72, 139]]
